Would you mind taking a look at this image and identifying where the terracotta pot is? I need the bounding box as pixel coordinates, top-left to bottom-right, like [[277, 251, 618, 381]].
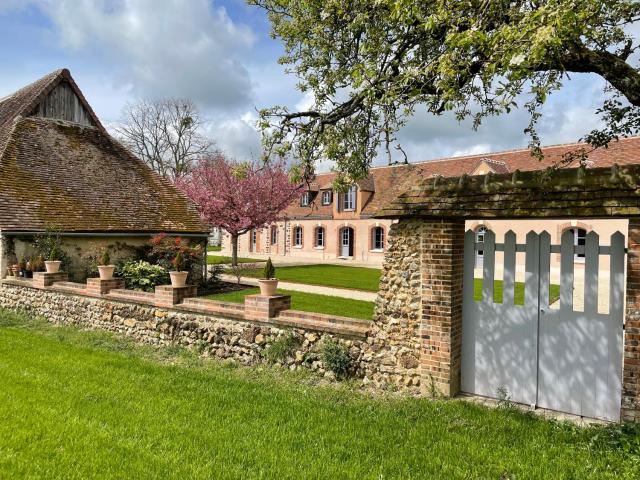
[[11, 265, 20, 277], [169, 271, 188, 288], [258, 278, 279, 296], [98, 265, 115, 280], [45, 261, 61, 274]]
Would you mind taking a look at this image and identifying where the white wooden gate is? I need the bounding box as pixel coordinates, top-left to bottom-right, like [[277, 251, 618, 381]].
[[461, 229, 625, 421]]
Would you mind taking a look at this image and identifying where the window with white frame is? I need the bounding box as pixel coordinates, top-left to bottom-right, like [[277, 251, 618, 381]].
[[300, 192, 310, 207], [315, 227, 325, 248], [372, 226, 385, 250], [341, 186, 356, 211], [293, 226, 303, 247], [321, 191, 332, 205], [270, 225, 278, 245]]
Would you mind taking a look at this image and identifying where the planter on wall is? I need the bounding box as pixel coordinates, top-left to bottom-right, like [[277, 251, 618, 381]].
[[169, 271, 188, 288], [45, 261, 61, 274], [258, 279, 279, 296], [98, 265, 115, 280]]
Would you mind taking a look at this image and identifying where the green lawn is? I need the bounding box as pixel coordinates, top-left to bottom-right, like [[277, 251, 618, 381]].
[[233, 266, 560, 304], [207, 255, 266, 265], [0, 311, 637, 479], [239, 264, 382, 291], [207, 245, 222, 252], [473, 279, 561, 305], [206, 288, 374, 320]]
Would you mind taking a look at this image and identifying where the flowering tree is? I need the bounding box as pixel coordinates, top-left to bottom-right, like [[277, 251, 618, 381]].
[[176, 153, 301, 266]]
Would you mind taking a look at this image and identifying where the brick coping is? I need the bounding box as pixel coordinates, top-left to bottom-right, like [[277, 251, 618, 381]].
[[0, 278, 369, 338]]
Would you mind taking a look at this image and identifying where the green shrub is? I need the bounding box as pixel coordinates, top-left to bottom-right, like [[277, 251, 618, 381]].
[[117, 260, 169, 292], [263, 333, 298, 364], [321, 340, 352, 379], [100, 250, 111, 266]]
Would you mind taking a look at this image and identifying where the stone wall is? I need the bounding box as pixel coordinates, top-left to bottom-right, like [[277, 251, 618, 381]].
[[0, 282, 367, 379], [369, 220, 423, 392]]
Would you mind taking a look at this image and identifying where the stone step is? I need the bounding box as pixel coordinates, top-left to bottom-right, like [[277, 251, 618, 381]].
[[182, 297, 245, 312], [107, 289, 155, 304], [273, 315, 369, 338], [53, 281, 87, 291], [179, 298, 245, 319], [277, 309, 371, 328]]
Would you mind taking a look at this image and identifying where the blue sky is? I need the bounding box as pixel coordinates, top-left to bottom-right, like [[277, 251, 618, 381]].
[[0, 0, 615, 168]]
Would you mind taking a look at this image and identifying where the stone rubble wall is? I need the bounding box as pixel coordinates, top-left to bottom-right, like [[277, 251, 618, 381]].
[[369, 220, 423, 391], [0, 283, 397, 386]]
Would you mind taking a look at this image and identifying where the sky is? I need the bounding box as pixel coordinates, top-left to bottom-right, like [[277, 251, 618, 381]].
[[0, 0, 617, 170]]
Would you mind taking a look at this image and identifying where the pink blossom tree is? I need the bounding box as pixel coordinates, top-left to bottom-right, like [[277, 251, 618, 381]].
[[176, 153, 301, 266]]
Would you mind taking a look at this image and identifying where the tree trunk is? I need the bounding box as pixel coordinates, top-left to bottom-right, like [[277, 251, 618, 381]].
[[231, 233, 239, 267]]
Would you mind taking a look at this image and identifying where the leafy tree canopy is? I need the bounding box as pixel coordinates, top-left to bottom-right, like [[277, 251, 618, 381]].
[[251, 0, 640, 185]]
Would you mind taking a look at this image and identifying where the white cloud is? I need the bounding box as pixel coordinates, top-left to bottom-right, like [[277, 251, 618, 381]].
[[39, 0, 255, 110], [204, 111, 262, 160]]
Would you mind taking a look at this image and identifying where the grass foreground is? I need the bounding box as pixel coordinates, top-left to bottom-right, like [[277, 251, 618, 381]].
[[0, 310, 638, 479], [205, 287, 374, 320]]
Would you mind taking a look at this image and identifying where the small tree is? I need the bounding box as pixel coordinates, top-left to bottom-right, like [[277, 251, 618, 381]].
[[176, 153, 301, 266], [263, 258, 276, 279]]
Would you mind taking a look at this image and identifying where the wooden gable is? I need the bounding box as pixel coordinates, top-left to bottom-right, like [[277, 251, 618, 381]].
[[31, 81, 95, 127]]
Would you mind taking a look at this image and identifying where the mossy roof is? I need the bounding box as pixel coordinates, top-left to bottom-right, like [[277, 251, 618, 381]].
[[377, 164, 640, 219], [0, 70, 207, 234]]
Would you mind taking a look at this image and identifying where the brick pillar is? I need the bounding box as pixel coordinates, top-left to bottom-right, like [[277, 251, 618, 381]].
[[245, 294, 291, 321], [420, 219, 465, 397], [33, 271, 68, 288], [623, 218, 640, 421], [154, 285, 198, 307]]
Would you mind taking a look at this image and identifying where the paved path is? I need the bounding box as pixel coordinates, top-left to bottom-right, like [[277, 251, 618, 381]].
[[218, 274, 378, 301]]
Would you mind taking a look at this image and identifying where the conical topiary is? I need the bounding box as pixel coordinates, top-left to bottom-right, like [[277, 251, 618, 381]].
[[263, 257, 276, 279]]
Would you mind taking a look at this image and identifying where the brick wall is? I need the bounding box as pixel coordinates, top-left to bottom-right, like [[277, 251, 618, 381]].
[[420, 219, 465, 397], [624, 218, 640, 421]]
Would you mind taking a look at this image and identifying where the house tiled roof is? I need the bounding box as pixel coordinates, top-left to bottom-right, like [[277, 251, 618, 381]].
[[286, 136, 640, 219], [0, 70, 208, 234]]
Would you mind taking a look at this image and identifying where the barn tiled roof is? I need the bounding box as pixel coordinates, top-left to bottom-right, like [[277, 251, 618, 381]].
[[0, 70, 208, 234], [286, 136, 640, 219]]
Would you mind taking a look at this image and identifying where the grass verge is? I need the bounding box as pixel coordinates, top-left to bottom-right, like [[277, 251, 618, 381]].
[[207, 255, 266, 265], [205, 287, 374, 320], [473, 278, 561, 305], [237, 264, 382, 291]]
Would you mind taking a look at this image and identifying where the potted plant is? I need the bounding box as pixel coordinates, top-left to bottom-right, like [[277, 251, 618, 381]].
[[11, 262, 20, 277], [97, 250, 115, 280], [169, 250, 188, 288], [18, 258, 27, 278], [45, 244, 62, 274], [258, 258, 278, 296]]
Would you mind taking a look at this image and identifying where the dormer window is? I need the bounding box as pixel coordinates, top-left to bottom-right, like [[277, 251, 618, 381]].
[[341, 186, 356, 211], [300, 192, 311, 207], [321, 191, 332, 206]]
